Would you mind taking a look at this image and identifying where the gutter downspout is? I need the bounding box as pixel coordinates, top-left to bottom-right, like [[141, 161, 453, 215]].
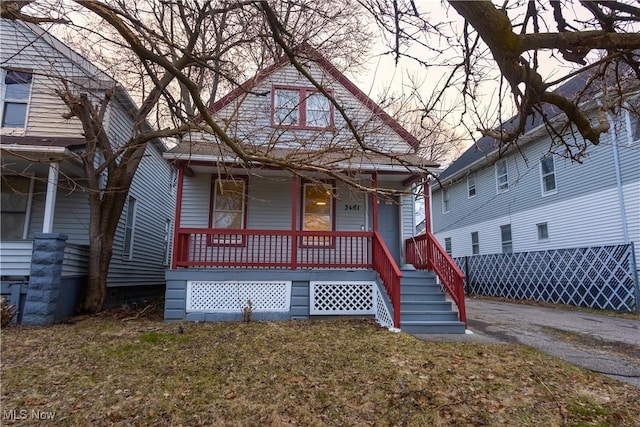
[[605, 111, 629, 244]]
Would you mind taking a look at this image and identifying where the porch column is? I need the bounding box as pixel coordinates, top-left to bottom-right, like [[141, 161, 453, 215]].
[[22, 233, 67, 325], [42, 161, 59, 233], [423, 176, 431, 234], [371, 172, 379, 232], [171, 163, 185, 269], [291, 175, 298, 270]]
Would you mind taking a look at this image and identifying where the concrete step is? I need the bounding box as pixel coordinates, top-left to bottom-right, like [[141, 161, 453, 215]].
[[401, 300, 452, 311], [401, 320, 466, 334], [401, 310, 460, 322]]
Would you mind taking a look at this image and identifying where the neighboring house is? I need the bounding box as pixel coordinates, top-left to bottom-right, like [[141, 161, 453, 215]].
[[431, 75, 639, 311], [0, 19, 175, 323], [163, 48, 467, 333]]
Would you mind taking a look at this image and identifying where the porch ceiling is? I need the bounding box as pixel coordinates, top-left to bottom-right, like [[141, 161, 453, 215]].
[[165, 141, 439, 180], [1, 146, 84, 178]]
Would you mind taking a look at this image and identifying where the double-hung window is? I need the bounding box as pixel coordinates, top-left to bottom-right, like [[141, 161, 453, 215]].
[[272, 87, 333, 129], [123, 196, 137, 260], [471, 231, 480, 255], [1, 175, 33, 239], [467, 174, 476, 198], [442, 189, 450, 213], [1, 69, 32, 128], [303, 182, 334, 245], [537, 222, 549, 240], [211, 178, 246, 244], [540, 156, 557, 194], [444, 237, 452, 256], [500, 224, 513, 254], [495, 159, 509, 193], [625, 106, 640, 144]]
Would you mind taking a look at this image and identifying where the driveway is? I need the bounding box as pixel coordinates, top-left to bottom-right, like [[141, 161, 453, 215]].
[[416, 297, 640, 387]]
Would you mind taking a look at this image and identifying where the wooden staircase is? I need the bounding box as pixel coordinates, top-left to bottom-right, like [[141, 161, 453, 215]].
[[399, 270, 466, 334]]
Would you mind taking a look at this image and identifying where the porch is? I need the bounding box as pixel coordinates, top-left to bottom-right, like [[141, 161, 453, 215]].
[[168, 228, 467, 332]]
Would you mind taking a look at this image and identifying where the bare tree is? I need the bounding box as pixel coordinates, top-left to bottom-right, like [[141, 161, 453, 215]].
[[1, 0, 393, 313], [359, 0, 640, 160]]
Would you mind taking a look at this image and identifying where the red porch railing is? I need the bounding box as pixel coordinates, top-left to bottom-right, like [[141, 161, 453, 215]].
[[174, 228, 374, 269], [372, 231, 402, 328], [406, 232, 467, 327], [173, 228, 403, 328]]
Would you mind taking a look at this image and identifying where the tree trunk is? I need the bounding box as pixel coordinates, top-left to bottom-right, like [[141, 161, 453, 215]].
[[79, 233, 113, 313]]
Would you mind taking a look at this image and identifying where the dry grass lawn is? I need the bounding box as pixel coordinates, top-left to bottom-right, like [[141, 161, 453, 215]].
[[1, 309, 639, 426]]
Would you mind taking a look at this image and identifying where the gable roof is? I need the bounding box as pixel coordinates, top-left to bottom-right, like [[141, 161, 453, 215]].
[[7, 19, 167, 152], [437, 73, 593, 183], [208, 46, 421, 149]]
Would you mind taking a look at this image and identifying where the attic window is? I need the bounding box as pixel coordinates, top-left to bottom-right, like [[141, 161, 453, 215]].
[[2, 70, 32, 128], [272, 87, 333, 129]]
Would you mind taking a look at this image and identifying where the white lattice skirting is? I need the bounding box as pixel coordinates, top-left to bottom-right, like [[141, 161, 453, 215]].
[[310, 281, 394, 328], [186, 281, 291, 312]]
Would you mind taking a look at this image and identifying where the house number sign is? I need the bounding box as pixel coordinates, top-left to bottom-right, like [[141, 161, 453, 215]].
[[344, 204, 361, 211]]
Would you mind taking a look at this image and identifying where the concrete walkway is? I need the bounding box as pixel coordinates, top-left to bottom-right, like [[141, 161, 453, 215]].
[[415, 297, 640, 387]]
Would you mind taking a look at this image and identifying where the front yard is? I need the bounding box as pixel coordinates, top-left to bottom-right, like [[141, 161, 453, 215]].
[[1, 309, 638, 426]]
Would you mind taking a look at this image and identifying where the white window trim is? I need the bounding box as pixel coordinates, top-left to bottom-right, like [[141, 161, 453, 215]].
[[500, 224, 513, 254], [536, 222, 549, 241], [163, 219, 171, 266], [0, 68, 34, 131], [471, 231, 480, 255], [539, 156, 557, 196], [495, 159, 509, 194], [467, 174, 476, 199], [444, 237, 452, 256], [442, 188, 450, 214], [624, 108, 639, 145], [123, 196, 137, 260]]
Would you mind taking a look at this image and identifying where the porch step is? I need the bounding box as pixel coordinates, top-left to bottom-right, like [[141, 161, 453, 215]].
[[401, 310, 459, 322], [401, 321, 466, 334], [399, 270, 465, 334]]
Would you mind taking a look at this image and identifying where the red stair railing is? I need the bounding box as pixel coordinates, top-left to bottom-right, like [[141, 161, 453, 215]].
[[406, 233, 467, 327]]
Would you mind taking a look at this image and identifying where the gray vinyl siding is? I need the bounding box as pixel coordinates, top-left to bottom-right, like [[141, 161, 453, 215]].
[[27, 180, 91, 244], [213, 62, 413, 154], [432, 107, 640, 261], [179, 174, 371, 230], [108, 141, 174, 287]]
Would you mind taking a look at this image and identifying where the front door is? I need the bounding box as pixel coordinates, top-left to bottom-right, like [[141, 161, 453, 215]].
[[377, 197, 401, 265]]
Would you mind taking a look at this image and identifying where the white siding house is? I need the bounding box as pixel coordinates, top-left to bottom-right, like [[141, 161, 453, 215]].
[[431, 75, 639, 311], [0, 19, 175, 317]]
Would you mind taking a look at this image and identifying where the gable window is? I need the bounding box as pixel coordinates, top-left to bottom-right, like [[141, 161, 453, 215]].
[[500, 224, 512, 254], [471, 231, 480, 255], [540, 156, 557, 194], [303, 182, 334, 245], [537, 222, 549, 240], [444, 237, 452, 256], [123, 196, 137, 260], [272, 87, 333, 129], [467, 174, 476, 198], [2, 70, 32, 128], [442, 189, 450, 213], [495, 159, 509, 193], [1, 175, 33, 239]]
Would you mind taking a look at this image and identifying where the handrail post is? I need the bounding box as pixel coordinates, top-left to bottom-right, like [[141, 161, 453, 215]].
[[393, 276, 401, 328], [291, 175, 298, 270]]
